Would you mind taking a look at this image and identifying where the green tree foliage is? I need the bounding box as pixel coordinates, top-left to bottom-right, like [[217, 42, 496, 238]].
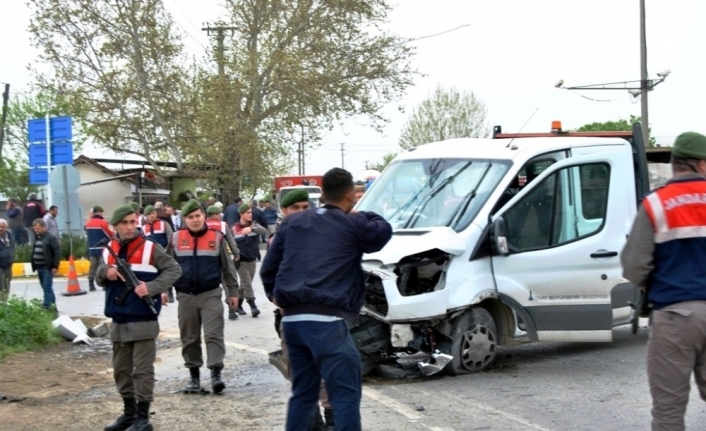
[[28, 0, 192, 175], [372, 152, 398, 172], [399, 85, 488, 150], [0, 90, 81, 200], [28, 0, 416, 200], [575, 115, 656, 146], [187, 0, 416, 198]]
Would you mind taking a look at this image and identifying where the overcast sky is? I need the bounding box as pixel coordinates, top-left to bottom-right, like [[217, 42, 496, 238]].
[[2, 0, 705, 179]]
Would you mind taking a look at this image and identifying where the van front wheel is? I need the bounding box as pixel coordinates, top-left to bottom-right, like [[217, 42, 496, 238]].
[[446, 307, 497, 376]]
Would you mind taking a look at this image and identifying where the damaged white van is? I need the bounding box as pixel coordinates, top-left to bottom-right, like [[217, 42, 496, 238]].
[[352, 123, 668, 376]]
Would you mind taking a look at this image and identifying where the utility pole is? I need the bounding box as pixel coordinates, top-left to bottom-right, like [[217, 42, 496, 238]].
[[340, 143, 345, 169], [0, 83, 9, 159], [297, 125, 306, 175], [202, 23, 236, 78], [639, 0, 649, 146], [203, 23, 237, 199]]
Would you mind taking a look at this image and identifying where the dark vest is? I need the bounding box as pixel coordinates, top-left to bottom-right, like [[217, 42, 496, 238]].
[[233, 223, 261, 262], [172, 227, 223, 294], [103, 236, 162, 323], [143, 219, 169, 248], [643, 178, 706, 309], [85, 215, 112, 256]]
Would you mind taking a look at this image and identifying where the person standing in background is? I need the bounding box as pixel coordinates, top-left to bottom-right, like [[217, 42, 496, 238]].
[[85, 205, 113, 292], [43, 205, 60, 239], [232, 203, 266, 318], [5, 199, 25, 245], [262, 200, 278, 239], [0, 219, 16, 301], [223, 197, 242, 228], [31, 219, 61, 311], [23, 193, 46, 243], [143, 205, 175, 303], [249, 200, 268, 243]]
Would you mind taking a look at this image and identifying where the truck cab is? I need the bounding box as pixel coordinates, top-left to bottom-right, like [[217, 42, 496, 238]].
[[353, 122, 661, 375]]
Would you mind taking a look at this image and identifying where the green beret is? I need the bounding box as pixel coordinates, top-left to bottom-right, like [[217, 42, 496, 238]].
[[181, 199, 202, 217], [144, 205, 155, 215], [92, 205, 104, 213], [238, 203, 251, 214], [110, 204, 136, 225], [673, 132, 706, 160], [207, 205, 221, 214], [130, 202, 140, 211], [281, 189, 309, 208]]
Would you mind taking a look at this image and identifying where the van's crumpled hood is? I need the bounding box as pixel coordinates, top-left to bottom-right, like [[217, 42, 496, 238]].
[[363, 227, 466, 264]]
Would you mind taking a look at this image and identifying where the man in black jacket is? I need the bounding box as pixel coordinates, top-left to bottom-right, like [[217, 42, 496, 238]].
[[24, 193, 46, 243], [31, 218, 61, 310], [249, 200, 268, 243], [260, 168, 392, 431], [0, 219, 16, 300]]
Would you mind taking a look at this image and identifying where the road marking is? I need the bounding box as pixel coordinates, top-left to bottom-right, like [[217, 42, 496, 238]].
[[362, 387, 424, 420], [162, 329, 455, 430], [224, 340, 270, 356], [412, 387, 556, 431]]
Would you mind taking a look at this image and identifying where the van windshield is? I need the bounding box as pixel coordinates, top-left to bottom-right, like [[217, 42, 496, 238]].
[[357, 158, 509, 230]]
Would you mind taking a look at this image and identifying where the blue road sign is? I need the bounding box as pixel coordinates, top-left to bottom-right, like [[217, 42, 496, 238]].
[[29, 168, 50, 185], [29, 142, 74, 168], [27, 116, 72, 143]]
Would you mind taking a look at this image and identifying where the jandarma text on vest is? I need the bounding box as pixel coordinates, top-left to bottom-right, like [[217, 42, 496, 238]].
[[663, 193, 706, 211]]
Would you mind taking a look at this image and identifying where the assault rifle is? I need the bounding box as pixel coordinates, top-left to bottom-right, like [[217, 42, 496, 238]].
[[98, 238, 158, 315]]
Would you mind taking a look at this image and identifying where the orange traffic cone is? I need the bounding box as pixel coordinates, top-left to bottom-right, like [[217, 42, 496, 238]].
[[62, 256, 87, 296]]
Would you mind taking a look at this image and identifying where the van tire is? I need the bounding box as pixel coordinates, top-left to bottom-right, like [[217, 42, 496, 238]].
[[446, 307, 497, 376]]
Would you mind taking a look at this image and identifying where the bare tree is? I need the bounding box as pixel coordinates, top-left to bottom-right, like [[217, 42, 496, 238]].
[[399, 85, 488, 150]]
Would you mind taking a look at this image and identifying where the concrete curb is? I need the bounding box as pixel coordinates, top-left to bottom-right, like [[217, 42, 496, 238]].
[[11, 260, 90, 277]]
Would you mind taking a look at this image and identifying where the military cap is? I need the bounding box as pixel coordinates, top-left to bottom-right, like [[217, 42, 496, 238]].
[[181, 199, 203, 217], [673, 132, 706, 160], [144, 205, 155, 215], [129, 202, 140, 211], [92, 205, 104, 213], [238, 203, 251, 214], [281, 189, 309, 208], [110, 204, 136, 225], [207, 205, 221, 214]]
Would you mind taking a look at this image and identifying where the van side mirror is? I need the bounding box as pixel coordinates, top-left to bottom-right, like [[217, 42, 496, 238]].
[[492, 216, 509, 256]]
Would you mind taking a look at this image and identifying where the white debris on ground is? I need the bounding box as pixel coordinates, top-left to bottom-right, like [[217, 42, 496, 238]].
[[52, 314, 93, 344]]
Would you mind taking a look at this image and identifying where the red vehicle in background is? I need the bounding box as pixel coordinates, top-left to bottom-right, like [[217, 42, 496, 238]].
[[273, 175, 324, 208]]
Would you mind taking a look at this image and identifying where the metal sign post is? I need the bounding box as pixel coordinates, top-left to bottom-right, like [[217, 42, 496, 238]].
[[45, 115, 52, 206]]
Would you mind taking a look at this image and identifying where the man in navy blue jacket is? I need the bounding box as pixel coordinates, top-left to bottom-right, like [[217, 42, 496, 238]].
[[260, 168, 392, 431]]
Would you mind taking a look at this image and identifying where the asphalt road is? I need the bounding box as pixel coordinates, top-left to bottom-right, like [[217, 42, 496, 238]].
[[12, 271, 705, 431]]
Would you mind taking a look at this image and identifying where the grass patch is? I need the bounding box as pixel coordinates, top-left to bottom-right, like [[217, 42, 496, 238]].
[[0, 297, 63, 360]]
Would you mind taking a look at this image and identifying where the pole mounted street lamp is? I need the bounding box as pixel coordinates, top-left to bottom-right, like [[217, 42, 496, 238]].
[[555, 0, 668, 146]]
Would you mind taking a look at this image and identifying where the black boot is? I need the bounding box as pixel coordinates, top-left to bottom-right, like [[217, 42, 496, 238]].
[[125, 401, 152, 431], [89, 279, 97, 292], [185, 367, 200, 392], [211, 367, 226, 393], [311, 408, 325, 431], [236, 299, 246, 316], [104, 397, 136, 431], [247, 299, 260, 318], [323, 408, 335, 431]]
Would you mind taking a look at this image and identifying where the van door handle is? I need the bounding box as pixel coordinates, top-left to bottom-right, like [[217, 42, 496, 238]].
[[590, 251, 618, 258]]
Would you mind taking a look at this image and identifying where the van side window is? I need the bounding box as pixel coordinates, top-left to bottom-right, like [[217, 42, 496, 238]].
[[503, 163, 610, 252]]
